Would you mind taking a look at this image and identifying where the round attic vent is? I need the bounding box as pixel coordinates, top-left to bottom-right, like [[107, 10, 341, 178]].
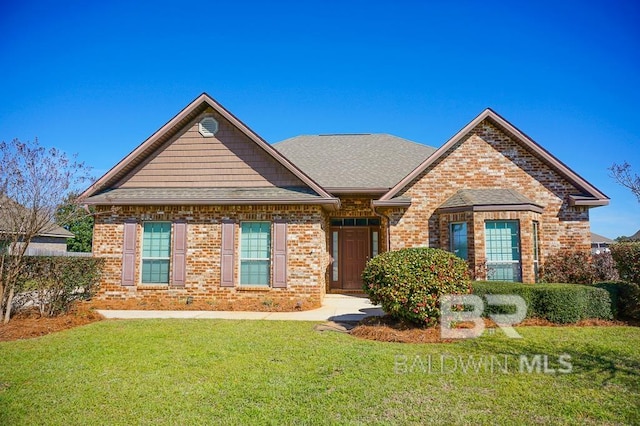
[[199, 116, 219, 137]]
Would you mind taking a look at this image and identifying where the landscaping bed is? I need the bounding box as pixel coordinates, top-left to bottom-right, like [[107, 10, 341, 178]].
[[0, 302, 103, 342]]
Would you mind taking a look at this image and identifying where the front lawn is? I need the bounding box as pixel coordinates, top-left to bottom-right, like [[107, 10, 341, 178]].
[[0, 320, 638, 425]]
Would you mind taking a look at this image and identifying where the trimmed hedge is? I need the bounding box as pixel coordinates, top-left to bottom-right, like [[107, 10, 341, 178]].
[[472, 281, 614, 323], [593, 281, 640, 320], [610, 242, 640, 285], [362, 247, 471, 326]]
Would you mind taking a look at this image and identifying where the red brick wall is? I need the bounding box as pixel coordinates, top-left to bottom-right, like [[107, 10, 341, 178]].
[[385, 119, 590, 283], [93, 204, 329, 306]]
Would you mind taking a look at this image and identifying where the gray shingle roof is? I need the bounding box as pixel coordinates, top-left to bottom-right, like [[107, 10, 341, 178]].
[[439, 189, 543, 210], [590, 232, 614, 244], [273, 134, 436, 190], [84, 187, 329, 205], [0, 195, 74, 238]]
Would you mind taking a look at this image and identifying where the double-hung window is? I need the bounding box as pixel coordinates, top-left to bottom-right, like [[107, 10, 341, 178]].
[[450, 222, 468, 260], [142, 222, 171, 284], [240, 222, 271, 286], [485, 220, 522, 282]]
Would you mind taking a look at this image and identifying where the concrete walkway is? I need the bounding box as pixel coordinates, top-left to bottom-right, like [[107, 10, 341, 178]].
[[97, 294, 384, 322]]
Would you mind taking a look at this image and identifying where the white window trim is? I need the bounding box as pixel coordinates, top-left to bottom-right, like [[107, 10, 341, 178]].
[[484, 220, 522, 282], [140, 221, 172, 285], [238, 221, 272, 287]]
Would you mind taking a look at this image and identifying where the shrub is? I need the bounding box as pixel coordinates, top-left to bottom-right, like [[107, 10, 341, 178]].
[[361, 247, 470, 326], [593, 281, 640, 320], [17, 256, 104, 317], [539, 250, 595, 284], [610, 242, 640, 285], [592, 251, 620, 282], [472, 281, 614, 323]]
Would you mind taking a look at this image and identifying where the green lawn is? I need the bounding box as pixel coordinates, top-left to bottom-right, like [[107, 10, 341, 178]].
[[0, 320, 638, 425]]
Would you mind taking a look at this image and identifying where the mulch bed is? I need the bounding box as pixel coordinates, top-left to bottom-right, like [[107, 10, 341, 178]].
[[1, 305, 634, 344], [350, 315, 633, 344], [87, 298, 320, 312], [0, 302, 104, 342]]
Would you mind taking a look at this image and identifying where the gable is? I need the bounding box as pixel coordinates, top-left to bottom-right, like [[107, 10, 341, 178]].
[[379, 109, 609, 207], [81, 93, 338, 207], [118, 108, 304, 189], [391, 119, 596, 210]]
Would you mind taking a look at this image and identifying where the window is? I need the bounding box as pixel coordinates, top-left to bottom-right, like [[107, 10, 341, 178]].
[[142, 222, 171, 284], [532, 221, 540, 282], [332, 231, 339, 282], [240, 222, 271, 286], [330, 218, 380, 227], [485, 221, 522, 282], [371, 230, 379, 258], [450, 222, 468, 260]]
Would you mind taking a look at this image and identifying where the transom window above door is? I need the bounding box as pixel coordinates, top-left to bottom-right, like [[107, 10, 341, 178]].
[[330, 218, 380, 227]]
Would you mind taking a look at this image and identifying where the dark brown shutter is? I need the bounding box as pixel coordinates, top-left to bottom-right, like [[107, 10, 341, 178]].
[[172, 221, 187, 287], [220, 221, 235, 287], [272, 222, 287, 288], [121, 221, 137, 286]]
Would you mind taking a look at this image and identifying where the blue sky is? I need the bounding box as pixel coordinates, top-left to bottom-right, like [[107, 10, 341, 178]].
[[1, 0, 638, 238]]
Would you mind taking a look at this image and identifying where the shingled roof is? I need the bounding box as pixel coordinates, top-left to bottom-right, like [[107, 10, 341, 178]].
[[437, 189, 544, 213], [84, 187, 331, 205], [274, 134, 437, 192]]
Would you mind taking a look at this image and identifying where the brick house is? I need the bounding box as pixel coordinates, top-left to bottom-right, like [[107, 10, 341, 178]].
[[81, 93, 609, 306]]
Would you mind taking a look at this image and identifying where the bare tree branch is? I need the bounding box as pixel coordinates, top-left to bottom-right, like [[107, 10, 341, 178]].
[[0, 138, 93, 322], [609, 162, 640, 203]]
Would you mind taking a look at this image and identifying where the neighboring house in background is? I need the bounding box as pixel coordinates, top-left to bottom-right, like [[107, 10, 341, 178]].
[[591, 232, 614, 254], [0, 195, 75, 255], [80, 93, 609, 306], [24, 224, 75, 255]]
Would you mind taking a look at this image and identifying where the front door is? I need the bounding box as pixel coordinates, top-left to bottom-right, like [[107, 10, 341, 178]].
[[330, 222, 379, 290], [342, 228, 370, 289]]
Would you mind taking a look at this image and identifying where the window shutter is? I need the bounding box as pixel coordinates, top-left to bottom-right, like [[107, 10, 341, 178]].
[[122, 221, 137, 286], [272, 222, 287, 288], [220, 221, 235, 287], [172, 221, 187, 287]]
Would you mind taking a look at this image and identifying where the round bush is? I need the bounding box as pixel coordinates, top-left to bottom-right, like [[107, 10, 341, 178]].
[[361, 247, 471, 326]]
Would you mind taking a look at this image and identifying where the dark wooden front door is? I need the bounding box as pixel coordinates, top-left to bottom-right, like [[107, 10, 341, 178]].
[[331, 227, 371, 290]]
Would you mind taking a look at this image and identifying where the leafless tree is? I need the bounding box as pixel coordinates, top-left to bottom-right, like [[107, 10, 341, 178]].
[[0, 138, 91, 323], [610, 162, 640, 203]]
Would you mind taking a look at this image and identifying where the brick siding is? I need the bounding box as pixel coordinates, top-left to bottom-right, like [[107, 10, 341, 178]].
[[383, 119, 590, 283], [93, 204, 329, 306]]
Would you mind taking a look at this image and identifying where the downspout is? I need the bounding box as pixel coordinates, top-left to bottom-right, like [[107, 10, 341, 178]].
[[371, 200, 391, 253]]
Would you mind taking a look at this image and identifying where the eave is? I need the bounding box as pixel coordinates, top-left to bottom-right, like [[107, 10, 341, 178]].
[[436, 203, 544, 214], [371, 198, 412, 207], [569, 195, 609, 207]]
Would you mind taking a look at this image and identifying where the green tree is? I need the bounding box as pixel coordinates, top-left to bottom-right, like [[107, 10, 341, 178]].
[[56, 193, 94, 252]]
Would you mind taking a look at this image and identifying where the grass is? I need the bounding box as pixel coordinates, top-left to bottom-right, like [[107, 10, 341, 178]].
[[0, 320, 638, 425]]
